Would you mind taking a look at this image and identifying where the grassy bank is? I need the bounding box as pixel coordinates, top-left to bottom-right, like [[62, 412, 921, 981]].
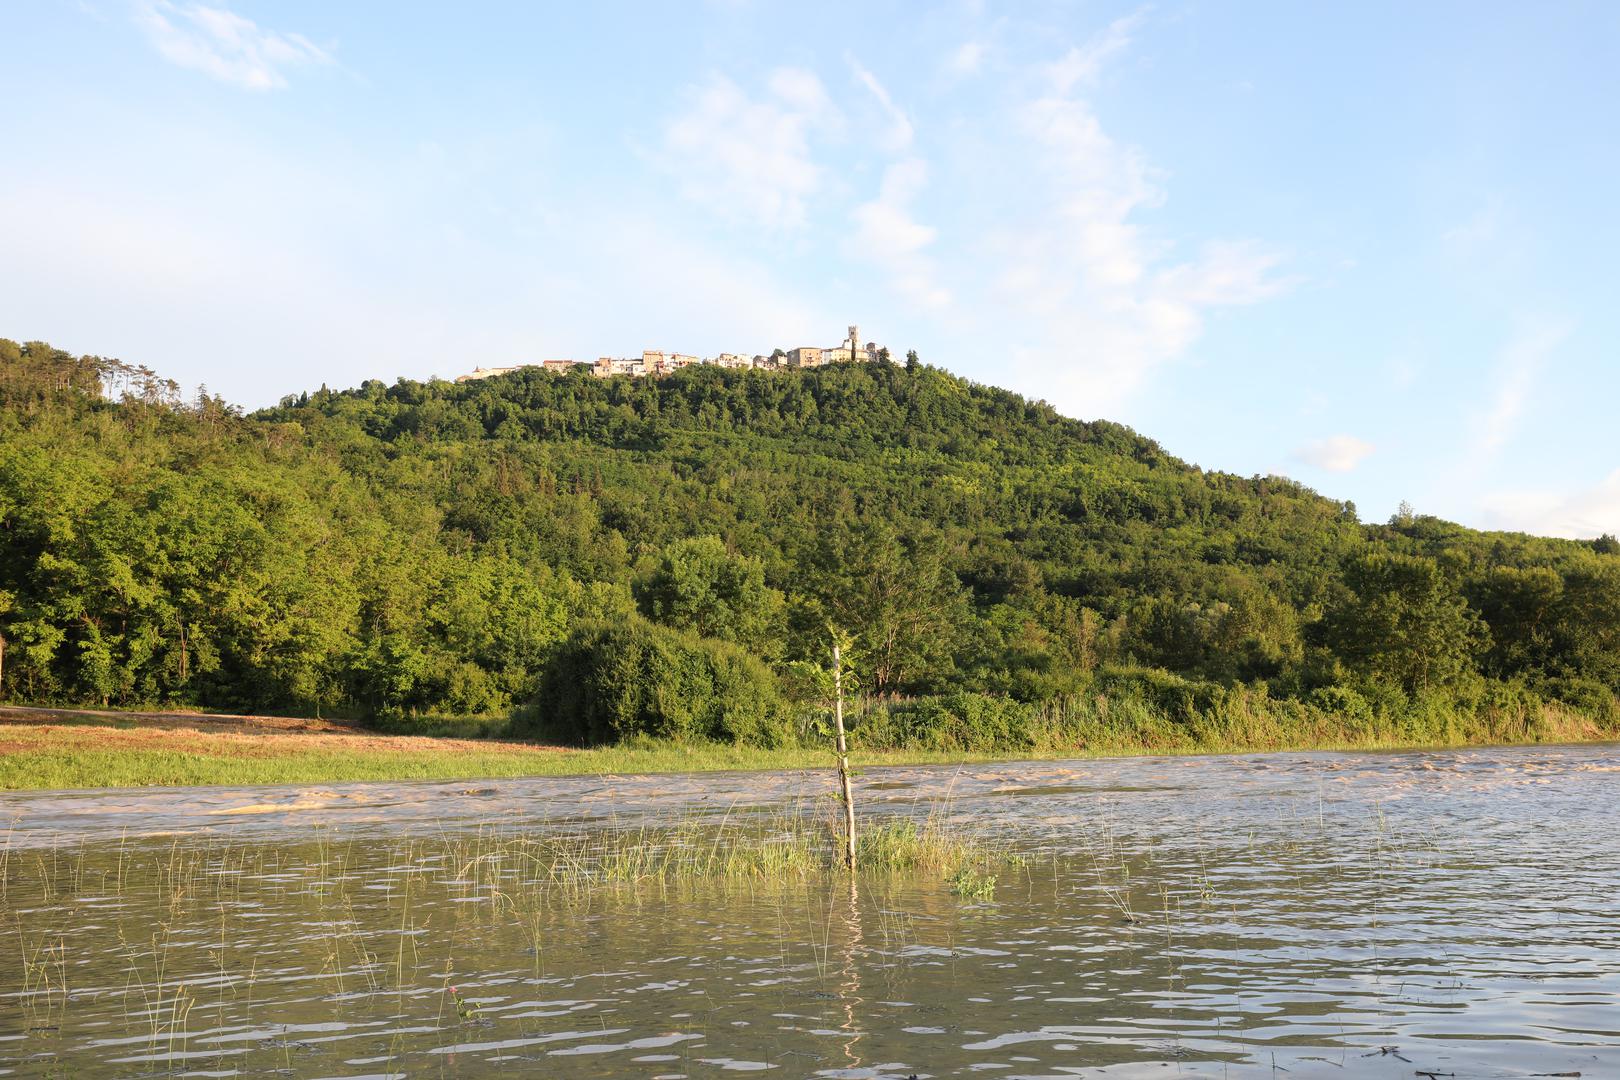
[[1, 692, 1616, 791], [0, 719, 1012, 791]]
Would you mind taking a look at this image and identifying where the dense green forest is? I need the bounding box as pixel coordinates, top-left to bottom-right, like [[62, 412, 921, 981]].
[[3, 337, 1618, 751]]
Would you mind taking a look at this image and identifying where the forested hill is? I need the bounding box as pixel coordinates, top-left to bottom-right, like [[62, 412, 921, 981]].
[[3, 337, 1618, 746]]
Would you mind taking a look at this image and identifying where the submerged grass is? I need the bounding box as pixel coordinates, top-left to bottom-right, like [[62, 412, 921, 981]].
[[452, 814, 1002, 894], [1, 807, 1009, 1020], [0, 793, 1500, 1077]]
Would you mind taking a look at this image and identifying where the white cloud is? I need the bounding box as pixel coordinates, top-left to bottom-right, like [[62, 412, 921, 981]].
[[946, 41, 985, 77], [1156, 240, 1289, 306], [134, 1, 331, 90], [1047, 10, 1144, 93], [849, 159, 950, 309], [1471, 319, 1569, 457], [1482, 470, 1620, 539], [767, 67, 833, 116], [661, 68, 839, 231], [848, 57, 913, 152], [1293, 434, 1375, 473], [990, 22, 1288, 416]]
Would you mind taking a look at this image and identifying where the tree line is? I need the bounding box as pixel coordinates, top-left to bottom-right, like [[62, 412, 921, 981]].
[[2, 337, 1617, 747]]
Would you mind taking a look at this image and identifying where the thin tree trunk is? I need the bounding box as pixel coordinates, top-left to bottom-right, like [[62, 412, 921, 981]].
[[833, 641, 857, 870]]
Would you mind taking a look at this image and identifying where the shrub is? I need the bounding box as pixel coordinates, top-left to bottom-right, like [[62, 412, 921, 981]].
[[1540, 676, 1620, 729], [852, 692, 1035, 752], [525, 617, 790, 746], [1307, 685, 1377, 738], [1092, 665, 1224, 725]]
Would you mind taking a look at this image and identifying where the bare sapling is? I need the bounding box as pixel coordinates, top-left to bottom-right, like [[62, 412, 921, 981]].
[[832, 638, 857, 870]]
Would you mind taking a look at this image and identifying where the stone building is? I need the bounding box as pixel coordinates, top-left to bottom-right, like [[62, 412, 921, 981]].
[[461, 322, 885, 383], [455, 364, 530, 383]]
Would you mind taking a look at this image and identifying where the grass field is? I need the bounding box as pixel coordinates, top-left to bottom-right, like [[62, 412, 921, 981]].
[[0, 709, 1015, 790], [1, 703, 1613, 791]]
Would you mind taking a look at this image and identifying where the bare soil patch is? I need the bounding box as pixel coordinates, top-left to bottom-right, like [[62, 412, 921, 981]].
[[0, 705, 570, 759]]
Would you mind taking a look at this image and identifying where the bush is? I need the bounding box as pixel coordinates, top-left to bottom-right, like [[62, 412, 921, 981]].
[[368, 713, 513, 739], [852, 692, 1035, 752], [1540, 676, 1620, 729], [1307, 685, 1377, 738], [525, 617, 790, 746], [1092, 665, 1224, 725]]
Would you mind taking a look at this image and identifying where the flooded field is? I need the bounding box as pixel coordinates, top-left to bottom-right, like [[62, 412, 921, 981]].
[[2, 745, 1618, 1078]]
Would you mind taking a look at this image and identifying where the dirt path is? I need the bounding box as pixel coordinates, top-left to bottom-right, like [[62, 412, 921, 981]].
[[0, 703, 576, 759], [0, 703, 369, 736]]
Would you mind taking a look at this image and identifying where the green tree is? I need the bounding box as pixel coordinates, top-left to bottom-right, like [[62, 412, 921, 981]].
[[530, 617, 788, 745], [1471, 565, 1563, 678], [1549, 564, 1620, 689], [6, 335, 1620, 742], [806, 524, 968, 695], [1322, 553, 1485, 693], [637, 536, 784, 657], [0, 587, 10, 698]]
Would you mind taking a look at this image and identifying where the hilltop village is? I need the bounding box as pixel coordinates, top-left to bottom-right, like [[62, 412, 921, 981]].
[[455, 325, 886, 382]]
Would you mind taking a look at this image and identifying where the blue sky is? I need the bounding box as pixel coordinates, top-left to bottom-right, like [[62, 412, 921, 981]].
[[3, 2, 1617, 538]]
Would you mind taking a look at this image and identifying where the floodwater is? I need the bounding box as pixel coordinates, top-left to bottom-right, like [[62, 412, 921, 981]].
[[2, 744, 1618, 1078]]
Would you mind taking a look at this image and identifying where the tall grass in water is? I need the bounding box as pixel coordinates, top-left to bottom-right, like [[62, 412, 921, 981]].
[[0, 801, 1012, 1072], [436, 808, 1006, 899]]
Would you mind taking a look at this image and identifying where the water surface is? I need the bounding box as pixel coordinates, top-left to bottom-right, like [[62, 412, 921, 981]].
[[2, 744, 1617, 1077]]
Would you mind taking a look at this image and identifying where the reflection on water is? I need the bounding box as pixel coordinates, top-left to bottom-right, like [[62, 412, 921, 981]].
[[1, 744, 1618, 1077]]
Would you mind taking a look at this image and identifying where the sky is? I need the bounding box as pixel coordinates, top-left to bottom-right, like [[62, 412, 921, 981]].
[[3, 2, 1617, 539]]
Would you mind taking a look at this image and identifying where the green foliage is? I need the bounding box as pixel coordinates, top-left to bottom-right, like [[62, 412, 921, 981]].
[[801, 523, 968, 694], [946, 865, 998, 900], [1306, 685, 1376, 737], [1322, 553, 1486, 693], [527, 617, 790, 746], [3, 337, 1619, 749], [855, 692, 1038, 753], [636, 536, 784, 656]]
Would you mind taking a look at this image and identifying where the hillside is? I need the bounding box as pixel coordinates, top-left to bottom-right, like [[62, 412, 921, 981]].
[[2, 338, 1617, 749]]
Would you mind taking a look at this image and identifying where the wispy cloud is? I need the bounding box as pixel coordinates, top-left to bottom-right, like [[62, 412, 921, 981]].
[[1046, 10, 1145, 93], [847, 56, 914, 152], [134, 1, 331, 90], [992, 16, 1288, 416], [1293, 434, 1375, 473], [849, 159, 949, 309], [661, 68, 840, 231], [1470, 319, 1569, 458]]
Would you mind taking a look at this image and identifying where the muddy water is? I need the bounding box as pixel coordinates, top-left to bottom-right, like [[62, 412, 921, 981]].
[[2, 744, 1618, 1078]]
